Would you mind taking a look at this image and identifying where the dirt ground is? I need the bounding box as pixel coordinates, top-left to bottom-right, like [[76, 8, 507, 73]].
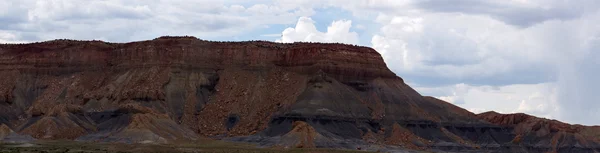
[[0, 139, 377, 153]]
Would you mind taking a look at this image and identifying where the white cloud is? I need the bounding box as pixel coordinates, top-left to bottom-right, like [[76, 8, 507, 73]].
[[371, 9, 600, 124], [0, 0, 316, 42], [416, 82, 559, 119], [411, 0, 600, 27], [435, 83, 469, 104], [276, 17, 359, 44], [0, 31, 28, 43], [371, 13, 553, 83], [26, 0, 152, 21]]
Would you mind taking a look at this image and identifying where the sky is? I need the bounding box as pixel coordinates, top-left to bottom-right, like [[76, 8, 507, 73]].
[[1, 0, 599, 125]]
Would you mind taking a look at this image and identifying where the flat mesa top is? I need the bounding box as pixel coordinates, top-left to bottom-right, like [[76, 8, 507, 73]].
[[0, 36, 378, 54]]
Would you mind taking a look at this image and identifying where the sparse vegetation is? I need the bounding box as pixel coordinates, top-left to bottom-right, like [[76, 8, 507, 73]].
[[0, 140, 375, 153]]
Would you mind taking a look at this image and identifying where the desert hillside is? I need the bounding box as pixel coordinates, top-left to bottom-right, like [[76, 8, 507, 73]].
[[0, 36, 597, 153]]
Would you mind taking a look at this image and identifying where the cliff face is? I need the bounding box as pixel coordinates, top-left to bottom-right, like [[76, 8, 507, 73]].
[[0, 36, 598, 153]]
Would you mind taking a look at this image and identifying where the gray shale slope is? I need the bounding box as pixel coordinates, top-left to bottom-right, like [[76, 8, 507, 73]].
[[0, 36, 598, 153]]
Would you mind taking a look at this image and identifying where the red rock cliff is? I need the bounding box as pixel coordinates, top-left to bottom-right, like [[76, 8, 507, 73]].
[[0, 36, 396, 82], [2, 36, 600, 153]]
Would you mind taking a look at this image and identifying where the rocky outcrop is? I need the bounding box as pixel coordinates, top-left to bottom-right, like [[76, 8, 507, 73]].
[[478, 111, 600, 153], [0, 36, 598, 153]]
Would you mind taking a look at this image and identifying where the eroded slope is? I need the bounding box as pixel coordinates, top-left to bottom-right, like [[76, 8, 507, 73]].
[[0, 37, 598, 153]]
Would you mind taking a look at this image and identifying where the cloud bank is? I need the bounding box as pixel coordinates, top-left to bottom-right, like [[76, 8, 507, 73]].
[[276, 17, 358, 44]]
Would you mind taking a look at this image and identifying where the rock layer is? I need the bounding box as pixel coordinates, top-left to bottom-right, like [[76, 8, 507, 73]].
[[0, 36, 598, 153]]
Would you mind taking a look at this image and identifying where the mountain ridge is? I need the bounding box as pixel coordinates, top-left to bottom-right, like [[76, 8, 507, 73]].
[[0, 36, 597, 153]]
